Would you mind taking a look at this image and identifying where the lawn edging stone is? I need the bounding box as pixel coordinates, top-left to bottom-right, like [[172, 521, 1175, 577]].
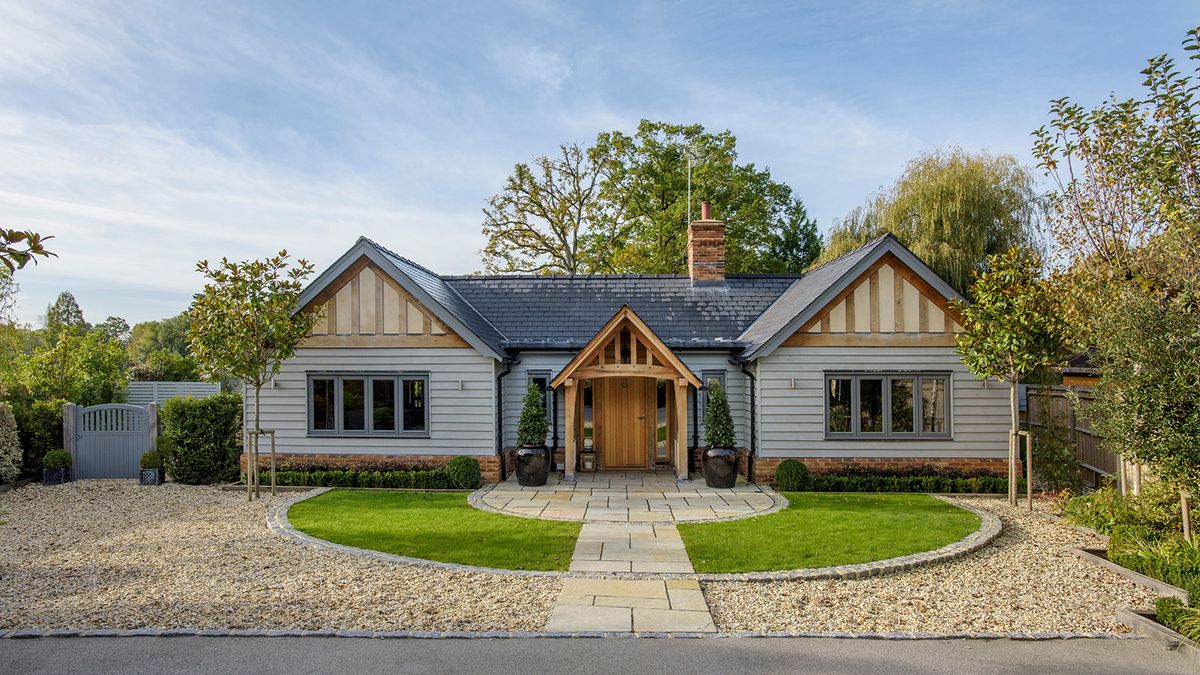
[[270, 489, 1002, 582]]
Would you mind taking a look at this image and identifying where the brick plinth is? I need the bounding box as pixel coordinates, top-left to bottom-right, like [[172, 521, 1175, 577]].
[[241, 452, 502, 483], [751, 456, 1015, 485]]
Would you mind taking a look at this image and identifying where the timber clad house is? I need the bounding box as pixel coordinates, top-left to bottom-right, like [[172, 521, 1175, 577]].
[[249, 205, 1011, 484]]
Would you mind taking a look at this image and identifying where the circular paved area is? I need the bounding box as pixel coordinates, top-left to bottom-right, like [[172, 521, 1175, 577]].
[[469, 471, 786, 523]]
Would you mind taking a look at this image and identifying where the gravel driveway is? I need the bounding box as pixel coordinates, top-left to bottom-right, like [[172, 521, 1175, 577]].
[[0, 482, 559, 632], [701, 497, 1157, 634]]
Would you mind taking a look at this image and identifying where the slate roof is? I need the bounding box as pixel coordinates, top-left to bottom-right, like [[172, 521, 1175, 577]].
[[443, 274, 799, 350]]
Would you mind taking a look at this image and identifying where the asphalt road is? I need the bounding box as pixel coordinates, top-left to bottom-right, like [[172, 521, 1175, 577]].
[[0, 636, 1195, 674]]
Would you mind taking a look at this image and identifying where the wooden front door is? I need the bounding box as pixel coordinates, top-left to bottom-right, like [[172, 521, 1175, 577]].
[[594, 377, 655, 469]]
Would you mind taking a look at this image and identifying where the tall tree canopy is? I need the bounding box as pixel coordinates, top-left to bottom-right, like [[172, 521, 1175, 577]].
[[816, 148, 1043, 296], [480, 120, 820, 275], [44, 291, 88, 339]]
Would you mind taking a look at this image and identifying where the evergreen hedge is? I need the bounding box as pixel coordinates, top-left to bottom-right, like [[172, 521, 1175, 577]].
[[159, 393, 242, 484], [774, 460, 1016, 494], [12, 398, 66, 476]]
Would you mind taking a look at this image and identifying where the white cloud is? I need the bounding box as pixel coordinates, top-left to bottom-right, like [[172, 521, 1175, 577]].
[[489, 43, 573, 92]]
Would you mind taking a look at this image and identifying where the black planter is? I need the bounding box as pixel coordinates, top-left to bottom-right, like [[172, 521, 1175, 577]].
[[515, 445, 549, 487], [42, 468, 69, 485], [140, 468, 165, 486], [702, 447, 738, 489]]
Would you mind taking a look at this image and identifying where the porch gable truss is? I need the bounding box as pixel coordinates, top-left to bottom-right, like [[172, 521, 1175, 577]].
[[549, 305, 702, 389]]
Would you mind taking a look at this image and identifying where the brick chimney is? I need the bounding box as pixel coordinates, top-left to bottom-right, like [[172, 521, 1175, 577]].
[[688, 201, 725, 285]]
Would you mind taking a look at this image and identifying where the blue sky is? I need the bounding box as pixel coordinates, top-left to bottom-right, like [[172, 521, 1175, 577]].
[[0, 1, 1195, 325]]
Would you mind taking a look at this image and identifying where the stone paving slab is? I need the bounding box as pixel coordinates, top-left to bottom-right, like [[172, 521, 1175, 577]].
[[470, 470, 786, 523]]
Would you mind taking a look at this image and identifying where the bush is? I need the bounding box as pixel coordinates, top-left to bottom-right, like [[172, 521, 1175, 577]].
[[774, 459, 811, 491], [446, 456, 481, 489], [1023, 417, 1081, 493], [516, 382, 548, 446], [1064, 482, 1183, 536], [140, 449, 163, 470], [1108, 529, 1200, 600], [42, 449, 71, 470], [1155, 597, 1200, 642], [703, 381, 736, 448], [0, 402, 20, 483], [11, 398, 65, 476], [159, 393, 242, 484]]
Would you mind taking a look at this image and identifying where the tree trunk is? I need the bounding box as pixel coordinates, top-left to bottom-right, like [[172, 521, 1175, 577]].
[[1009, 380, 1018, 507], [1183, 490, 1193, 543]]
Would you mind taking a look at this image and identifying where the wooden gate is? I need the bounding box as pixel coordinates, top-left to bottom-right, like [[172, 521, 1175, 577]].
[[68, 404, 156, 479]]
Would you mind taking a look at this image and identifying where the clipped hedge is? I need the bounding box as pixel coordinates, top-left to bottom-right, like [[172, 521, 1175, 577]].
[[159, 393, 242, 485], [445, 456, 482, 489], [774, 460, 1016, 494], [264, 469, 456, 490], [0, 402, 20, 483]]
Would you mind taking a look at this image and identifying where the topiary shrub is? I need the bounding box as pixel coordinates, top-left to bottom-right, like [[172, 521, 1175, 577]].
[[774, 459, 811, 491], [140, 449, 163, 470], [516, 382, 548, 447], [159, 393, 242, 484], [0, 402, 20, 483], [446, 456, 481, 489], [703, 381, 736, 448], [12, 398, 66, 476], [42, 449, 72, 471]]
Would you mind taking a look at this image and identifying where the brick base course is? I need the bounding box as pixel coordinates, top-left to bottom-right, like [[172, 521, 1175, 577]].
[[241, 452, 502, 483], [751, 456, 1015, 485]]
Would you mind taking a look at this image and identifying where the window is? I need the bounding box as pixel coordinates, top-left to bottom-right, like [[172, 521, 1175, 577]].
[[701, 370, 727, 413], [527, 371, 554, 445], [824, 372, 950, 439], [308, 372, 429, 437]]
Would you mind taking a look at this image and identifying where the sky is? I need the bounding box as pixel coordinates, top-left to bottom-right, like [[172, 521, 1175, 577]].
[[0, 1, 1196, 326]]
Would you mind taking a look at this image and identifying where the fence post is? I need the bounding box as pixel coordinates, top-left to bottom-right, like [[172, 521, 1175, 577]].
[[63, 403, 77, 467], [147, 403, 158, 452]]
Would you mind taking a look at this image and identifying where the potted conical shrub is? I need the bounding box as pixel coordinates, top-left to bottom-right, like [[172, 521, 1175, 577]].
[[515, 382, 550, 486], [702, 381, 738, 488], [42, 449, 72, 485]]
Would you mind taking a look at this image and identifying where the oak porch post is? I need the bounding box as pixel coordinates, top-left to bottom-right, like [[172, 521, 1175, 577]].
[[564, 378, 577, 481], [675, 378, 688, 481]]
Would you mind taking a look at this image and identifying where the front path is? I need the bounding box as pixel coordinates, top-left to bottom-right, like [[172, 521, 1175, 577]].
[[547, 523, 717, 632]]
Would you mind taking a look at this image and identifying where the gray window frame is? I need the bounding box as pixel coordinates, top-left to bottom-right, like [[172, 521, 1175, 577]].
[[307, 371, 430, 438], [700, 370, 727, 412], [527, 370, 554, 446], [823, 371, 951, 440]]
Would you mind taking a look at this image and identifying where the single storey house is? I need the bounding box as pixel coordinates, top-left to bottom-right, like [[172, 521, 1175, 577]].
[[248, 204, 1010, 484]]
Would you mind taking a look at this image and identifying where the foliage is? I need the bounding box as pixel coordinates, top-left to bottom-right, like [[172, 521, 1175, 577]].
[[1085, 289, 1200, 504], [445, 456, 482, 489], [158, 393, 242, 485], [1022, 402, 1082, 492], [480, 120, 821, 275], [95, 316, 131, 347], [816, 148, 1043, 296], [127, 348, 202, 382], [10, 398, 65, 475], [127, 311, 191, 364], [140, 449, 163, 470], [1155, 597, 1200, 642], [268, 469, 454, 490], [774, 459, 811, 491], [0, 228, 54, 273], [44, 291, 88, 340], [516, 382, 548, 447], [15, 330, 127, 406], [1109, 527, 1200, 594], [703, 381, 736, 448], [804, 473, 1013, 494], [1064, 482, 1183, 536], [678, 493, 980, 573], [288, 490, 581, 571], [41, 449, 71, 470], [0, 402, 19, 483], [0, 268, 16, 324]]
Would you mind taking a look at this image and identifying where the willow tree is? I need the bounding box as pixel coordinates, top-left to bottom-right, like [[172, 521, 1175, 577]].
[[817, 149, 1043, 296], [189, 250, 321, 500], [955, 247, 1067, 505]]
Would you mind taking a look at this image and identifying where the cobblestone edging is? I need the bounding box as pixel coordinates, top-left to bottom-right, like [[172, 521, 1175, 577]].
[[0, 627, 1139, 640], [268, 490, 1002, 582], [466, 483, 791, 524]]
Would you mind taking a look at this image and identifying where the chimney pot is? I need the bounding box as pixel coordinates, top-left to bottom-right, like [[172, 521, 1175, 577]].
[[688, 202, 725, 285]]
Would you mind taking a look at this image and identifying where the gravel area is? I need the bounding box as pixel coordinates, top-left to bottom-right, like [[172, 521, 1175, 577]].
[[0, 482, 559, 632], [701, 497, 1158, 635]]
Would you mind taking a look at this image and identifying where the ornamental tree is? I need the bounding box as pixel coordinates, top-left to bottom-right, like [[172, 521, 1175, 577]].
[[704, 381, 736, 449], [516, 382, 549, 447], [955, 247, 1068, 504], [188, 250, 321, 500]]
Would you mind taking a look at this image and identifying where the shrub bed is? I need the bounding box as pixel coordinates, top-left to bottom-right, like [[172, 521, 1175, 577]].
[[260, 457, 482, 490], [1106, 524, 1200, 641], [1063, 482, 1182, 536], [774, 460, 1017, 494], [11, 398, 66, 476]]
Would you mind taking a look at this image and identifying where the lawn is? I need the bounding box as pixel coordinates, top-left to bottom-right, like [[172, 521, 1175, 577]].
[[288, 490, 581, 571], [678, 492, 980, 573]]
